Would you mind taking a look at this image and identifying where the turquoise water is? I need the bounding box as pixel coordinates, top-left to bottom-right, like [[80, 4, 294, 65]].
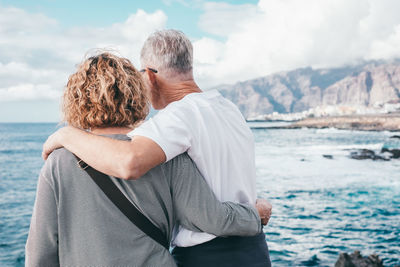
[[0, 123, 399, 266], [252, 126, 400, 266], [0, 123, 59, 266]]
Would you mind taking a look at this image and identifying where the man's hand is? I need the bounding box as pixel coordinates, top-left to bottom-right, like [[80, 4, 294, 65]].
[[256, 199, 272, 226], [42, 127, 67, 160]]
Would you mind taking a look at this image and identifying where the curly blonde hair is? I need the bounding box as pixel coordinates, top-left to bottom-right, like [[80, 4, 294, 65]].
[[62, 52, 149, 129]]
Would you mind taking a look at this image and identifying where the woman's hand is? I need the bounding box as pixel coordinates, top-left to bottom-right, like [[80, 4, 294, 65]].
[[256, 199, 272, 226]]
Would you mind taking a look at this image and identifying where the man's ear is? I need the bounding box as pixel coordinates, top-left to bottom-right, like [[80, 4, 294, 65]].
[[146, 68, 158, 88]]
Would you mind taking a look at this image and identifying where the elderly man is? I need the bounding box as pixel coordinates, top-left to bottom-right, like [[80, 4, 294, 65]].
[[43, 29, 271, 267]]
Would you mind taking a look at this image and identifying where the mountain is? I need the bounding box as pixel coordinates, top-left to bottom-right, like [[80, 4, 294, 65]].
[[217, 60, 400, 118]]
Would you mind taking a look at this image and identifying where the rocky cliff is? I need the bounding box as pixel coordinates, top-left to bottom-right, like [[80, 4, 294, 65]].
[[217, 60, 400, 118]]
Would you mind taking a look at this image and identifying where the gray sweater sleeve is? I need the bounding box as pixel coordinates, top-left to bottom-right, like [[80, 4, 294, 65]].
[[25, 170, 59, 267], [167, 154, 262, 237]]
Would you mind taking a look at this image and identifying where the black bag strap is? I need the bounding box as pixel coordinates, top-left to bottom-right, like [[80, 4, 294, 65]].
[[75, 156, 169, 250]]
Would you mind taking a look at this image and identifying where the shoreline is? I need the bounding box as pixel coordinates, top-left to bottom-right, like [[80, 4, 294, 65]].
[[249, 113, 400, 131]]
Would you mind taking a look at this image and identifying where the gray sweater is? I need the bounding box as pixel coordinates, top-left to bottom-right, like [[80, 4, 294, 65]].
[[25, 135, 262, 267]]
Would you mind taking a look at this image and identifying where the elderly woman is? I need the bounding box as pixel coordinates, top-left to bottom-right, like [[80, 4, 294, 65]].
[[25, 53, 267, 267]]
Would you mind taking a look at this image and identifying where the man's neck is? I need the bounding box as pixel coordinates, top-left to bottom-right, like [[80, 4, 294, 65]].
[[161, 79, 202, 106]]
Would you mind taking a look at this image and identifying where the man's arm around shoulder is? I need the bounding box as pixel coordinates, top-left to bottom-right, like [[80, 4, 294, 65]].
[[42, 126, 166, 180]]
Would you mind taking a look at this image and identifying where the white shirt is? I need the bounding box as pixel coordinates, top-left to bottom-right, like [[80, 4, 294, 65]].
[[128, 90, 257, 247]]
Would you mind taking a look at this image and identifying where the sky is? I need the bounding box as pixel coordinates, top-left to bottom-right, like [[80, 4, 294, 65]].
[[1, 0, 400, 122]]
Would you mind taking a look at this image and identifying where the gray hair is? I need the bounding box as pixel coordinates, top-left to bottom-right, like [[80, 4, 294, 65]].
[[140, 29, 193, 74]]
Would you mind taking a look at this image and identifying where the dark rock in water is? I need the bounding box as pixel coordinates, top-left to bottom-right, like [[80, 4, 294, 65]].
[[349, 149, 389, 161], [350, 149, 375, 160], [381, 136, 400, 158], [323, 154, 334, 159], [381, 148, 400, 159], [301, 254, 320, 266], [391, 149, 400, 158], [335, 251, 383, 267]]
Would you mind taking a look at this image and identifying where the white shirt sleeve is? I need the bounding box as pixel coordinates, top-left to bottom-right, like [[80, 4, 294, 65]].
[[127, 107, 192, 162]]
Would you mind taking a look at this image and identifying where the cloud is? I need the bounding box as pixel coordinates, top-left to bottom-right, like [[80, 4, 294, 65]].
[[368, 25, 400, 60], [2, 0, 400, 106], [0, 6, 57, 34], [162, 0, 190, 7], [0, 84, 61, 101], [198, 2, 258, 37], [0, 6, 167, 103], [193, 0, 400, 88]]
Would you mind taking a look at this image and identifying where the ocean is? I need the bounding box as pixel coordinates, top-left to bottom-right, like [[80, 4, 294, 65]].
[[0, 122, 399, 266]]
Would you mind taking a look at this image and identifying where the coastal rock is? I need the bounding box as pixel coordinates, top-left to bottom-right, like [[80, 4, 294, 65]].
[[287, 114, 400, 131], [381, 148, 400, 159], [381, 137, 400, 158], [349, 149, 389, 161], [334, 251, 383, 267], [390, 149, 400, 159]]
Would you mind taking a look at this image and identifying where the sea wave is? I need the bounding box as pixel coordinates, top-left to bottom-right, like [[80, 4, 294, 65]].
[[1, 123, 399, 266]]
